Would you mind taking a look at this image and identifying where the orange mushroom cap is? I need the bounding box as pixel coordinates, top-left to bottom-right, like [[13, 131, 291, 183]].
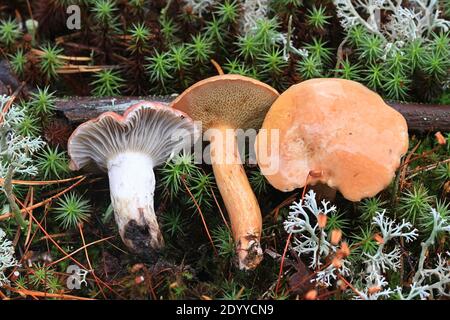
[[256, 78, 409, 202]]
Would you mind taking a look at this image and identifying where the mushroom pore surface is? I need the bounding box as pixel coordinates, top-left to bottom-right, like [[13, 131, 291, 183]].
[[170, 74, 279, 131], [256, 78, 409, 202]]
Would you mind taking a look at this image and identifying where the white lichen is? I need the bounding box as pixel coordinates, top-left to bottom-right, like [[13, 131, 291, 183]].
[[183, 0, 218, 17], [240, 1, 308, 61], [315, 260, 352, 287], [416, 208, 450, 259], [0, 95, 45, 180], [333, 0, 450, 48], [356, 273, 394, 300], [400, 208, 450, 299], [1, 95, 45, 228], [351, 211, 418, 299], [273, 31, 309, 62], [284, 191, 449, 300], [240, 0, 270, 34], [363, 210, 418, 274], [395, 252, 450, 300], [284, 190, 351, 287], [357, 208, 449, 300], [0, 228, 18, 287], [284, 190, 336, 269]]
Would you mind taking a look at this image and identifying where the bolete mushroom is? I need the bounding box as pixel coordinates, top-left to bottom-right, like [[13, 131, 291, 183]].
[[170, 74, 279, 270], [255, 78, 409, 201], [67, 102, 198, 254]]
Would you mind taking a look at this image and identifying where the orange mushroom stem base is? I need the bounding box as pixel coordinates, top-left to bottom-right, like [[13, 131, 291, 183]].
[[209, 126, 263, 270]]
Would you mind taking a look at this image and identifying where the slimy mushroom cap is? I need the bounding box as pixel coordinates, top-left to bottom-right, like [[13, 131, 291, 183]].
[[256, 78, 409, 202]]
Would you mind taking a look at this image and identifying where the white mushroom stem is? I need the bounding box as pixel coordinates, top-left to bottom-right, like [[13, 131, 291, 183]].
[[107, 152, 164, 252]]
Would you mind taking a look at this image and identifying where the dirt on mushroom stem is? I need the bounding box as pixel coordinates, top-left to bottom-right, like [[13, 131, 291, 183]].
[[170, 74, 279, 270], [67, 102, 198, 257], [107, 151, 164, 256]]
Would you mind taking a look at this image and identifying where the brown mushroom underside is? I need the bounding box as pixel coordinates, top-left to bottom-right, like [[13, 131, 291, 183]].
[[256, 78, 409, 202], [170, 74, 279, 131]]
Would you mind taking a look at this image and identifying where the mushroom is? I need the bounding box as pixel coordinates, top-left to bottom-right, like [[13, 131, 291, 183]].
[[255, 78, 409, 202], [170, 74, 279, 270], [67, 102, 198, 254]]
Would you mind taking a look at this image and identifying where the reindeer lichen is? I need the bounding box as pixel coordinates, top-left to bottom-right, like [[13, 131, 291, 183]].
[[0, 228, 18, 287], [0, 95, 45, 228], [334, 0, 450, 48], [285, 191, 449, 300]]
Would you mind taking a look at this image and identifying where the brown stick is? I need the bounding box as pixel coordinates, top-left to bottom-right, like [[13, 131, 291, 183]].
[[54, 97, 450, 132], [387, 101, 450, 133], [54, 96, 173, 123], [4, 285, 95, 300]]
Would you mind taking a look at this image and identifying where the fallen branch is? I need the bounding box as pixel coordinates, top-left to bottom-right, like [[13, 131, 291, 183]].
[[54, 96, 172, 123], [54, 96, 450, 132], [30, 49, 113, 74], [47, 235, 114, 267], [30, 48, 93, 62], [0, 175, 86, 186], [406, 157, 450, 181], [388, 101, 450, 133]]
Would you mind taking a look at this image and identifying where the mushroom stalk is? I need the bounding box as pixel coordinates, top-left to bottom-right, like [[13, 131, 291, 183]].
[[209, 126, 263, 270], [107, 151, 164, 253]]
